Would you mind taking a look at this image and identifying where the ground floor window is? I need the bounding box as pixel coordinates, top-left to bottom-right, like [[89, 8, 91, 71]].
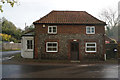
[[85, 42, 96, 52], [46, 42, 58, 52]]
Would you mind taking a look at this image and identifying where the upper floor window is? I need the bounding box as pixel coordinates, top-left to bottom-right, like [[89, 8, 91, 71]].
[[86, 26, 95, 34], [46, 42, 58, 52], [48, 26, 57, 34]]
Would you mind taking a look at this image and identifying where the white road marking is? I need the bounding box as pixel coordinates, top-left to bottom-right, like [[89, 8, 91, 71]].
[[77, 64, 95, 67], [1, 56, 14, 60]]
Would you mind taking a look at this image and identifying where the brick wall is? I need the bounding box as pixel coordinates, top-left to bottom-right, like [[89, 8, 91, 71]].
[[35, 24, 105, 34], [34, 24, 105, 60]]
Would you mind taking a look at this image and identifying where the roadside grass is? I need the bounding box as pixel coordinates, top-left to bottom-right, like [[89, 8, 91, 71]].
[[2, 49, 21, 52], [11, 53, 118, 64]]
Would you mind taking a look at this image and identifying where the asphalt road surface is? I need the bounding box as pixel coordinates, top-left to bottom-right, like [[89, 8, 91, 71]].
[[2, 63, 119, 78], [0, 51, 21, 60], [0, 51, 21, 79], [1, 51, 119, 79]]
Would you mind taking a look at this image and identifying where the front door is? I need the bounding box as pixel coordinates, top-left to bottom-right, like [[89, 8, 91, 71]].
[[70, 42, 79, 60]]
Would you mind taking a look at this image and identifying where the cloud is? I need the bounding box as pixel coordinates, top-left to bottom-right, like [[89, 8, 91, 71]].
[[0, 0, 119, 29]]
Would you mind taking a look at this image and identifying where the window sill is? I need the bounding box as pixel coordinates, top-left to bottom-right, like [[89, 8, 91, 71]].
[[86, 51, 96, 53], [86, 33, 95, 35], [46, 51, 58, 53], [48, 33, 57, 35], [25, 49, 33, 52]]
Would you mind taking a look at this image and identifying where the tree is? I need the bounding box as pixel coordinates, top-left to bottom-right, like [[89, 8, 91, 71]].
[[0, 18, 2, 33], [99, 8, 119, 28], [0, 0, 18, 12], [99, 8, 119, 41], [24, 24, 34, 32], [1, 17, 23, 42], [0, 33, 11, 41]]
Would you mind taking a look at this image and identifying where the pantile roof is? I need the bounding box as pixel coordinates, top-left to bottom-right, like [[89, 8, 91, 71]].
[[34, 10, 106, 25]]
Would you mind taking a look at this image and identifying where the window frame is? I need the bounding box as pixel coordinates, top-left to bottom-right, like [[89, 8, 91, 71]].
[[27, 40, 33, 49], [85, 42, 96, 52], [46, 42, 58, 52], [86, 26, 95, 34], [48, 26, 57, 34], [26, 39, 34, 51]]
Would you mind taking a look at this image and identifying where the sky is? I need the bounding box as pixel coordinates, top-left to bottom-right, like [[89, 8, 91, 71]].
[[0, 0, 119, 29]]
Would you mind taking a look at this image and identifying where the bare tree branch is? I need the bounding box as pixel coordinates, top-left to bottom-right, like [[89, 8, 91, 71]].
[[99, 8, 118, 28]]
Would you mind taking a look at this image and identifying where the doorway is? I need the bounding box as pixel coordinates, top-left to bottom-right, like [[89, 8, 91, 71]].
[[70, 42, 79, 60]]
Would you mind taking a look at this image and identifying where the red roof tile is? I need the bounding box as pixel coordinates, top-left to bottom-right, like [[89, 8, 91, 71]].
[[34, 10, 106, 25]]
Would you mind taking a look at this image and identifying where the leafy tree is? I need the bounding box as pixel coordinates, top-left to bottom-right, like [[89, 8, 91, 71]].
[[0, 33, 11, 41], [1, 17, 23, 42], [0, 0, 18, 12], [0, 33, 17, 42], [24, 24, 34, 32]]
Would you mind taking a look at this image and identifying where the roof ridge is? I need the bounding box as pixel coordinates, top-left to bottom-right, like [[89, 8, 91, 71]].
[[52, 10, 86, 12]]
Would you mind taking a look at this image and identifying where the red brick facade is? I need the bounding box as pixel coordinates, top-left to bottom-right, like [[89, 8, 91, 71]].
[[34, 24, 105, 60], [33, 11, 106, 60], [35, 24, 105, 34]]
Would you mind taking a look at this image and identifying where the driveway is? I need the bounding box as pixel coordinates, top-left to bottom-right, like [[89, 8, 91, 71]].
[[2, 63, 119, 78]]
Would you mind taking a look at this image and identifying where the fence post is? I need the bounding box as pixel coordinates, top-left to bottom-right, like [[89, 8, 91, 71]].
[[104, 54, 106, 61]]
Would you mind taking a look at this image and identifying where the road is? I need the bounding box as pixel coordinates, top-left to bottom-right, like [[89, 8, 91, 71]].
[[0, 51, 119, 79], [2, 63, 119, 78], [0, 51, 21, 60], [0, 51, 21, 79], [1, 51, 21, 56]]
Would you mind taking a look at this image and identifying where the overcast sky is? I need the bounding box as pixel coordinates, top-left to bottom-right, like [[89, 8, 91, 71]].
[[0, 0, 119, 29]]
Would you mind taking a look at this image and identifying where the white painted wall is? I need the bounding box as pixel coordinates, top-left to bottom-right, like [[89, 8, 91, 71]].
[[21, 36, 34, 58]]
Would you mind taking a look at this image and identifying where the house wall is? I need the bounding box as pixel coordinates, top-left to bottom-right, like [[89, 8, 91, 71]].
[[35, 24, 105, 34], [34, 24, 105, 60], [21, 36, 34, 58]]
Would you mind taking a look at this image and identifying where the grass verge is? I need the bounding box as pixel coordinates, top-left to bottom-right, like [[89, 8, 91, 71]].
[[2, 49, 21, 52]]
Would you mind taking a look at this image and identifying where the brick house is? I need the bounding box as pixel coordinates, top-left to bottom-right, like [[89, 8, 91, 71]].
[[21, 10, 106, 60]]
